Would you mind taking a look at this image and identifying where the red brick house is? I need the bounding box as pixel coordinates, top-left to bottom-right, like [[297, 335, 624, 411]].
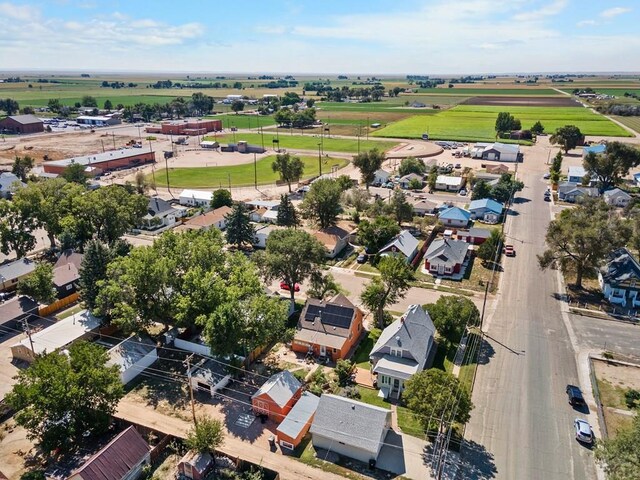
[[251, 370, 302, 422], [292, 294, 363, 361]]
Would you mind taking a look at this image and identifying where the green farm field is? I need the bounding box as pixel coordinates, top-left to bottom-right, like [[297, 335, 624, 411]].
[[151, 155, 349, 188], [203, 132, 399, 153], [416, 88, 561, 96], [373, 105, 631, 142], [611, 116, 640, 135]]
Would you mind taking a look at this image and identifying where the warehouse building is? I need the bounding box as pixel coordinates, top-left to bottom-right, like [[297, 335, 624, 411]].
[[146, 119, 222, 136], [0, 114, 44, 134], [76, 115, 122, 127], [42, 149, 156, 175]]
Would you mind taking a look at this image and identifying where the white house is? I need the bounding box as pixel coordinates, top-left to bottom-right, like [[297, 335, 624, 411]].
[[107, 335, 158, 385], [468, 198, 503, 223], [435, 175, 463, 191], [599, 248, 640, 308], [603, 188, 632, 208], [253, 224, 283, 249], [567, 166, 588, 184], [179, 189, 213, 207], [139, 197, 184, 232], [373, 169, 391, 185]]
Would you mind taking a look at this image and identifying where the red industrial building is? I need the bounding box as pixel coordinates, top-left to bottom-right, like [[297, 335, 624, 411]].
[[0, 115, 44, 134], [145, 119, 222, 136], [43, 149, 156, 175]]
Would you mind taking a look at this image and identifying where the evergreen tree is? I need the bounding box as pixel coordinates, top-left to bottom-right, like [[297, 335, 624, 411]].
[[276, 194, 299, 227], [79, 239, 113, 310], [225, 203, 255, 248]]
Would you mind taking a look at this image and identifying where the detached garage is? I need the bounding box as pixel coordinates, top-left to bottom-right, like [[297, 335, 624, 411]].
[[276, 392, 319, 450], [107, 335, 158, 384]]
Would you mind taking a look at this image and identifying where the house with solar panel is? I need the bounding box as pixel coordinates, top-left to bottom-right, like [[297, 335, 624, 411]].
[[291, 294, 364, 361]]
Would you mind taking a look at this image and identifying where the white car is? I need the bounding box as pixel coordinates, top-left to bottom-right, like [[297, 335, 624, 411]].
[[574, 419, 593, 444]]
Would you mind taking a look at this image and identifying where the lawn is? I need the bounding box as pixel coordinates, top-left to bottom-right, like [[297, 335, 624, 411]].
[[203, 132, 399, 154], [416, 88, 562, 96], [356, 386, 426, 438], [152, 155, 349, 188], [372, 105, 632, 141], [352, 328, 382, 368]]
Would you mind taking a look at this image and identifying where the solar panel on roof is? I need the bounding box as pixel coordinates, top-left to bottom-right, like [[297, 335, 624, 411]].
[[303, 303, 353, 328]]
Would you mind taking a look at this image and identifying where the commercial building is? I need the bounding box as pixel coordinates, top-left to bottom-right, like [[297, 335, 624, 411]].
[[42, 149, 156, 175], [147, 119, 222, 136], [0, 114, 44, 134], [179, 189, 213, 207], [76, 115, 121, 127]]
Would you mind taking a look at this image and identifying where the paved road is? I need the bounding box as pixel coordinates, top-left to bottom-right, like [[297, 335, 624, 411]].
[[569, 314, 640, 361], [461, 172, 597, 479]]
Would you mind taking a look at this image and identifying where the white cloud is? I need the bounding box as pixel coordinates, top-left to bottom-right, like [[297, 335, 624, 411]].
[[513, 0, 567, 22], [255, 25, 287, 35], [0, 2, 39, 21], [601, 7, 631, 18], [576, 19, 597, 27]]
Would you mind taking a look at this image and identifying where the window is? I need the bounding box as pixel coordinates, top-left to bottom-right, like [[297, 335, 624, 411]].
[[280, 440, 294, 450], [66, 284, 73, 291], [445, 267, 452, 274], [390, 348, 402, 357], [430, 264, 438, 272]]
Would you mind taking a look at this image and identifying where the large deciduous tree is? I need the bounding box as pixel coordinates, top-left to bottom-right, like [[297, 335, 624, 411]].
[[352, 148, 385, 189], [12, 155, 34, 182], [360, 255, 413, 328], [0, 199, 36, 257], [583, 142, 640, 193], [495, 112, 518, 136], [550, 125, 584, 154], [210, 189, 233, 209], [5, 341, 123, 453], [225, 203, 255, 249], [271, 153, 304, 193], [404, 369, 473, 433], [477, 229, 505, 264], [424, 295, 480, 341], [398, 157, 426, 177], [17, 262, 56, 305], [388, 190, 413, 225], [538, 199, 631, 288], [595, 413, 640, 480], [357, 216, 400, 254], [61, 163, 88, 185], [186, 416, 225, 454], [300, 178, 343, 229]]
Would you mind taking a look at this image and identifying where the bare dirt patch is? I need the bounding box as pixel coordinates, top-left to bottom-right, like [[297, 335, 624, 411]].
[[463, 96, 580, 107], [0, 420, 37, 480]]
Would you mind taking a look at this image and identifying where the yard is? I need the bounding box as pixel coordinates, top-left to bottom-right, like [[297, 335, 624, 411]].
[[355, 386, 425, 438], [372, 105, 631, 141], [151, 155, 349, 188]]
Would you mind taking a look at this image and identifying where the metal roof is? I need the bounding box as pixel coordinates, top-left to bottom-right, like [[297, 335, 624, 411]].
[[251, 370, 301, 408], [438, 206, 471, 222], [43, 149, 149, 167], [276, 392, 320, 439], [3, 114, 42, 125], [179, 189, 213, 201], [469, 198, 504, 214], [107, 335, 157, 373]]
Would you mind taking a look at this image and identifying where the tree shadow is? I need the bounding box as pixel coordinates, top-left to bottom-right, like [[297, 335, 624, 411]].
[[512, 197, 531, 204], [506, 210, 520, 216], [480, 260, 504, 272], [458, 439, 498, 479]]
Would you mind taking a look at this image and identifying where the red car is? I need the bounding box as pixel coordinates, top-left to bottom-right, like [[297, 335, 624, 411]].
[[504, 244, 515, 257], [280, 282, 300, 292]]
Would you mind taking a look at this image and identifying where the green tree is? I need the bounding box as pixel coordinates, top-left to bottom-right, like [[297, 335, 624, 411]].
[[17, 262, 56, 305], [538, 199, 631, 288], [427, 166, 438, 193], [276, 194, 299, 227], [352, 148, 385, 189], [79, 239, 113, 310], [210, 189, 233, 209], [271, 153, 304, 193], [530, 121, 544, 135], [307, 271, 342, 300], [424, 295, 480, 340], [471, 180, 492, 201], [388, 190, 413, 225], [5, 341, 123, 453], [404, 369, 473, 432], [495, 112, 517, 136], [185, 415, 225, 454], [477, 229, 505, 264], [398, 157, 426, 177], [336, 174, 354, 192], [103, 99, 113, 111], [81, 95, 98, 107], [300, 178, 343, 229], [225, 203, 255, 249], [408, 177, 423, 190], [231, 100, 244, 114], [0, 200, 36, 257], [61, 163, 88, 185], [357, 216, 400, 254], [134, 171, 151, 194], [0, 98, 20, 115], [583, 142, 640, 193], [549, 151, 563, 185], [550, 125, 584, 154], [595, 413, 640, 480], [335, 359, 354, 387], [254, 228, 327, 307], [47, 99, 62, 113], [12, 155, 34, 182], [342, 187, 370, 214], [490, 173, 524, 203], [360, 256, 413, 328]]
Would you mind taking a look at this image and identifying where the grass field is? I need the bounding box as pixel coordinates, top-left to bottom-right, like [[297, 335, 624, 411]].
[[151, 155, 349, 188], [203, 132, 399, 153], [372, 105, 631, 141], [417, 88, 561, 96], [611, 116, 640, 134]]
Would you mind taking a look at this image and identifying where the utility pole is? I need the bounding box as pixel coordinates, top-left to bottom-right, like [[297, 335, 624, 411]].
[[165, 152, 171, 196], [184, 354, 198, 425], [318, 143, 322, 177], [100, 139, 105, 153], [254, 152, 257, 189], [24, 317, 35, 356]]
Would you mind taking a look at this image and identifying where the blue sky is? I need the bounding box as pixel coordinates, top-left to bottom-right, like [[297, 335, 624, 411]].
[[1, 0, 638, 74]]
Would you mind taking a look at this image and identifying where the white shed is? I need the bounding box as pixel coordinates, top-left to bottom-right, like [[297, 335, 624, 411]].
[[107, 335, 158, 385], [179, 189, 213, 207]]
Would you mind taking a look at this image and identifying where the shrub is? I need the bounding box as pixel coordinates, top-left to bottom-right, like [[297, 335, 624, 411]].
[[341, 385, 361, 399], [625, 389, 640, 409]]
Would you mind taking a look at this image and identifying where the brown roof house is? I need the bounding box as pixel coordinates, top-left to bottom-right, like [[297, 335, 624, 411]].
[[53, 250, 84, 298], [174, 206, 232, 233], [308, 221, 355, 259], [68, 426, 150, 480]]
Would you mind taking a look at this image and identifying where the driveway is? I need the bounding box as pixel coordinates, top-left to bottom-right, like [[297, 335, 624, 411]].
[[376, 430, 434, 480]]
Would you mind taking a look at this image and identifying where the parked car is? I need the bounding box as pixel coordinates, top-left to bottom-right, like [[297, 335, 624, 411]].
[[566, 385, 586, 407], [574, 419, 594, 444], [382, 182, 394, 189], [356, 254, 368, 264], [543, 173, 551, 179], [279, 282, 300, 292], [454, 163, 462, 169], [459, 189, 467, 196], [504, 245, 515, 256]]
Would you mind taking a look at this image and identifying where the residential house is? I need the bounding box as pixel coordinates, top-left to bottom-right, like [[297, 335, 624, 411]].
[[438, 206, 471, 228], [173, 206, 232, 233], [582, 143, 606, 158], [486, 164, 510, 175], [292, 294, 364, 361], [309, 225, 351, 259], [0, 172, 25, 198], [456, 227, 491, 245], [373, 169, 391, 185], [276, 392, 320, 450], [481, 142, 521, 162], [310, 394, 391, 464], [247, 200, 279, 224], [369, 304, 436, 398], [424, 238, 470, 276], [0, 296, 37, 336], [563, 187, 599, 203], [408, 196, 437, 216], [68, 426, 150, 480], [252, 224, 284, 249], [0, 258, 35, 292], [11, 309, 101, 363], [178, 189, 212, 207], [598, 248, 640, 307], [52, 250, 83, 299], [107, 335, 158, 385], [398, 173, 423, 189], [251, 370, 302, 422], [139, 197, 184, 231], [469, 198, 503, 224], [568, 166, 589, 184], [603, 188, 632, 208], [435, 175, 463, 191], [378, 230, 419, 263]]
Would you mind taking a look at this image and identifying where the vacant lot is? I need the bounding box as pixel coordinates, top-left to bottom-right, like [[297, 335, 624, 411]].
[[152, 155, 349, 188], [373, 105, 631, 141], [593, 358, 640, 437], [208, 114, 276, 129], [463, 96, 580, 107]]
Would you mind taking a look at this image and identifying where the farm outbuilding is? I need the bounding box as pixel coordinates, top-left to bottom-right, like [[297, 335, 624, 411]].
[[0, 114, 44, 134], [251, 370, 302, 422], [107, 335, 158, 385]]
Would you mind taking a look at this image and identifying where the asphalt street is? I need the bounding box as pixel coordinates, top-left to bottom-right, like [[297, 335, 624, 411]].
[[461, 171, 597, 480], [569, 313, 640, 361]]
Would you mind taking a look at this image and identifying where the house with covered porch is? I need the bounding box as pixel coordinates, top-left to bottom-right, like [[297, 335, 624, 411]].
[[599, 248, 640, 308]]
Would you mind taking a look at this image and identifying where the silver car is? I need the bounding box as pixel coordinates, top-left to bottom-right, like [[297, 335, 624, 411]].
[[574, 419, 593, 444]]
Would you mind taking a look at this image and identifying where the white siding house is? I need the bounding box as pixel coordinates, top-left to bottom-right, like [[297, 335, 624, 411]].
[[179, 189, 213, 207]]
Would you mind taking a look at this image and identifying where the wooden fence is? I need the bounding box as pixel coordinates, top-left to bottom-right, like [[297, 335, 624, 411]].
[[38, 292, 80, 316]]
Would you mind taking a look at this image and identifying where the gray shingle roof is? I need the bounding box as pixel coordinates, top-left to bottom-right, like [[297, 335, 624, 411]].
[[251, 370, 301, 408], [107, 335, 157, 372], [310, 394, 390, 455], [0, 258, 35, 284], [379, 230, 419, 258], [425, 239, 468, 267], [600, 248, 640, 287]]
